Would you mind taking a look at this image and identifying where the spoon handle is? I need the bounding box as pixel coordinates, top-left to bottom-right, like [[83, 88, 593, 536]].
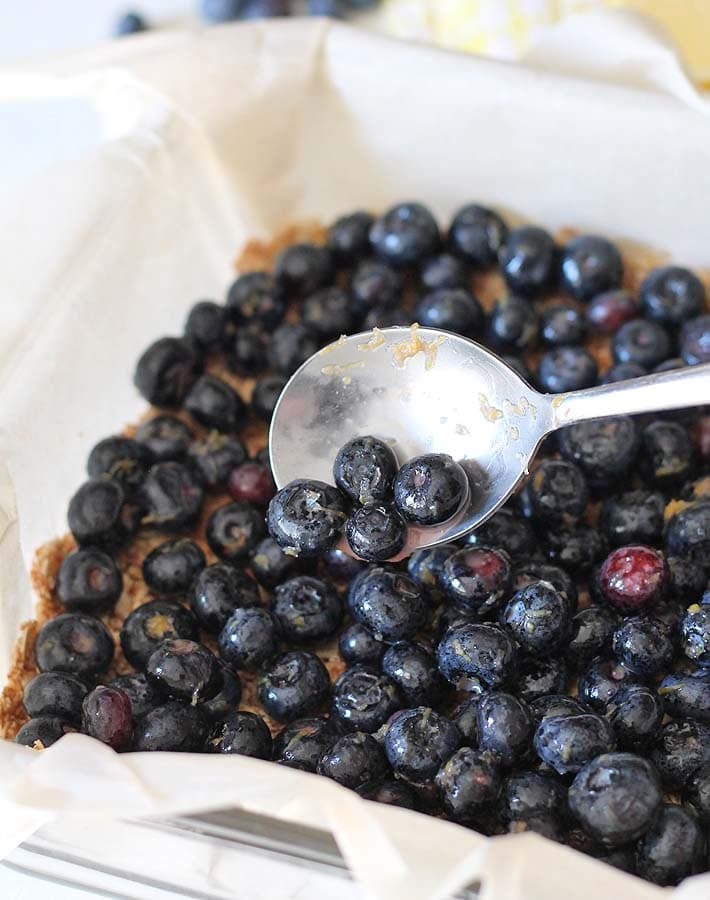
[[549, 362, 710, 428]]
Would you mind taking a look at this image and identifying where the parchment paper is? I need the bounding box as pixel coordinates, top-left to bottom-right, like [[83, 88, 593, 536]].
[[0, 12, 709, 900]]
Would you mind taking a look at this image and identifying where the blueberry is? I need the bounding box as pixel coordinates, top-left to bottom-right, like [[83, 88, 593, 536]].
[[640, 420, 695, 487], [332, 666, 401, 733], [414, 288, 483, 337], [558, 416, 638, 488], [600, 490, 664, 547], [665, 500, 710, 570], [450, 695, 482, 744], [318, 732, 389, 788], [134, 337, 199, 407], [120, 599, 199, 668], [578, 658, 638, 711], [333, 436, 398, 504], [647, 597, 686, 639], [515, 657, 568, 702], [200, 0, 244, 22], [187, 432, 247, 489], [16, 718, 71, 749], [57, 547, 122, 613], [406, 544, 457, 595], [586, 289, 639, 334], [568, 753, 662, 847], [350, 260, 402, 311], [636, 804, 706, 886], [566, 606, 619, 672], [394, 454, 467, 525], [520, 459, 589, 524], [499, 771, 566, 823], [438, 547, 512, 618], [206, 501, 265, 563], [487, 295, 539, 351], [537, 347, 598, 393], [476, 692, 533, 767], [274, 243, 333, 297], [462, 508, 537, 557], [115, 11, 147, 35], [23, 673, 87, 726], [512, 559, 578, 611], [448, 204, 508, 267], [250, 373, 287, 423], [267, 479, 348, 557], [611, 616, 673, 678], [348, 567, 426, 642], [381, 642, 444, 706], [141, 462, 204, 532], [201, 665, 243, 722], [641, 266, 706, 327], [226, 326, 269, 376], [604, 684, 663, 753], [435, 747, 501, 821], [273, 717, 335, 772], [267, 323, 319, 376], [658, 671, 710, 723], [225, 271, 285, 329], [502, 582, 570, 657], [302, 287, 356, 338], [189, 563, 260, 634], [680, 313, 710, 365], [419, 253, 469, 292], [184, 374, 246, 433], [370, 202, 440, 269], [384, 707, 461, 781], [559, 235, 622, 302], [529, 694, 585, 723], [210, 711, 272, 758], [499, 226, 556, 297], [258, 651, 330, 722], [358, 779, 417, 809], [612, 319, 672, 369], [36, 614, 114, 678], [184, 300, 225, 350], [219, 606, 278, 672], [82, 685, 133, 751], [601, 361, 646, 384], [540, 305, 586, 347], [653, 720, 710, 790], [681, 604, 710, 667], [142, 538, 206, 596], [135, 415, 193, 462], [543, 524, 607, 573], [271, 575, 342, 645], [684, 761, 710, 825], [326, 211, 374, 265], [535, 713, 615, 775], [250, 536, 297, 588], [133, 701, 209, 752], [596, 545, 667, 612], [68, 478, 141, 548], [87, 436, 152, 495], [346, 503, 407, 562], [338, 624, 384, 666], [147, 638, 222, 704], [110, 673, 160, 718], [437, 623, 517, 690]]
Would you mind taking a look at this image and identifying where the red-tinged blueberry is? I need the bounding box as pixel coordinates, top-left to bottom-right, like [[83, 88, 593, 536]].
[[87, 436, 152, 495], [499, 225, 556, 297], [274, 243, 333, 297], [435, 747, 500, 821], [684, 761, 710, 825], [487, 295, 539, 351], [358, 778, 417, 809], [210, 711, 272, 758], [414, 288, 483, 337], [448, 204, 508, 267], [273, 717, 335, 772], [271, 575, 342, 645], [201, 666, 242, 722], [68, 478, 141, 548], [184, 300, 225, 350], [23, 672, 87, 726], [540, 305, 586, 347], [338, 623, 383, 666], [16, 717, 71, 749], [268, 479, 348, 557], [640, 266, 706, 327], [537, 346, 598, 393], [382, 641, 445, 707], [206, 501, 265, 563], [82, 685, 133, 751], [370, 202, 440, 269], [653, 719, 710, 790], [596, 545, 667, 612], [350, 260, 403, 311], [218, 606, 279, 671], [146, 638, 222, 703], [332, 666, 402, 733], [419, 253, 469, 291], [184, 374, 246, 433], [658, 671, 710, 723], [586, 289, 639, 335], [636, 804, 706, 886], [110, 673, 161, 718], [225, 271, 285, 330], [600, 489, 664, 548], [57, 547, 123, 613], [681, 313, 710, 365], [326, 211, 374, 265], [384, 706, 461, 781], [438, 547, 511, 618], [134, 337, 200, 407], [437, 623, 517, 690], [318, 732, 389, 788], [120, 599, 199, 669], [534, 713, 615, 775], [515, 657, 568, 703], [565, 606, 619, 672], [333, 436, 397, 505], [640, 420, 695, 487], [301, 287, 356, 339], [141, 462, 204, 532], [578, 658, 638, 712], [394, 453, 467, 525], [258, 651, 330, 722], [476, 692, 533, 767], [557, 416, 638, 489], [135, 415, 193, 462], [680, 604, 710, 667], [665, 500, 710, 570], [35, 614, 114, 678], [226, 462, 275, 508], [559, 235, 622, 302], [189, 563, 260, 634], [346, 503, 407, 562], [348, 567, 426, 642], [612, 319, 672, 370], [606, 684, 663, 752], [267, 323, 320, 376], [133, 701, 209, 752], [142, 538, 205, 596]]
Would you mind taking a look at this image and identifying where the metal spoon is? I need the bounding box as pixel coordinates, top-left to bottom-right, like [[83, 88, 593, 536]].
[[269, 325, 710, 560]]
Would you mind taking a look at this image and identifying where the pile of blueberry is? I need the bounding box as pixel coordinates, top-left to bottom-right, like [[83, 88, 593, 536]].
[[15, 200, 710, 888]]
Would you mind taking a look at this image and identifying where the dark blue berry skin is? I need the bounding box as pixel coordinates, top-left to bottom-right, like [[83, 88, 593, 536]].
[[133, 701, 209, 752], [652, 720, 710, 790], [448, 204, 508, 267], [258, 651, 330, 722], [267, 480, 348, 558], [120, 599, 199, 669], [189, 563, 260, 635], [23, 673, 87, 726], [87, 436, 152, 495], [57, 548, 122, 613], [658, 671, 710, 723], [450, 695, 482, 744], [543, 524, 607, 574], [346, 503, 407, 562], [210, 711, 272, 758], [462, 508, 537, 558], [568, 753, 662, 847], [184, 374, 246, 433], [499, 226, 556, 297], [135, 415, 193, 463], [381, 642, 444, 706], [665, 501, 710, 570], [318, 732, 389, 788], [684, 762, 710, 825], [512, 559, 578, 612], [600, 490, 664, 548], [476, 692, 533, 767], [249, 537, 296, 589], [394, 453, 467, 525], [219, 606, 279, 672], [326, 211, 374, 265], [141, 462, 204, 532], [302, 287, 356, 339], [640, 420, 695, 488], [534, 713, 615, 775], [415, 288, 483, 337], [359, 778, 417, 809], [348, 567, 426, 642], [184, 301, 225, 350], [201, 657, 244, 720], [612, 319, 672, 370], [384, 707, 461, 781], [566, 606, 619, 672], [250, 374, 287, 423], [529, 695, 585, 724], [16, 718, 70, 749], [605, 684, 663, 752], [332, 666, 402, 733], [680, 313, 710, 365], [115, 11, 147, 35], [206, 501, 266, 564], [68, 478, 141, 548], [502, 582, 570, 657], [267, 323, 320, 376], [350, 260, 402, 311], [578, 658, 638, 712], [370, 203, 440, 269], [271, 576, 342, 645], [36, 614, 114, 678], [200, 0, 244, 22], [110, 673, 161, 719], [134, 337, 200, 407], [419, 253, 469, 291], [273, 243, 333, 298], [333, 436, 398, 505], [82, 685, 133, 751], [225, 272, 285, 330], [681, 604, 710, 667], [601, 362, 646, 384], [499, 771, 566, 823], [641, 266, 706, 328], [541, 305, 586, 347], [522, 459, 589, 525], [187, 433, 247, 489], [559, 235, 623, 302], [636, 804, 706, 886], [538, 347, 598, 393], [487, 295, 539, 351], [612, 616, 673, 678], [438, 547, 512, 618], [435, 747, 501, 821], [557, 416, 638, 489], [338, 624, 383, 666], [146, 638, 222, 703], [406, 544, 456, 596], [142, 538, 205, 596], [273, 717, 335, 772], [226, 326, 269, 376], [515, 657, 568, 703], [437, 623, 517, 690]]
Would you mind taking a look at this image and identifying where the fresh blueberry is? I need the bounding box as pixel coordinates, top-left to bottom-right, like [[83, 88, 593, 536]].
[[605, 684, 663, 752], [394, 453, 466, 525], [225, 271, 285, 329], [200, 666, 244, 722], [273, 717, 335, 771], [414, 288, 483, 337], [333, 436, 397, 505], [502, 581, 570, 657], [249, 536, 297, 588], [141, 462, 204, 532], [271, 575, 342, 645], [135, 415, 193, 462], [184, 374, 246, 433], [512, 559, 578, 611], [448, 204, 508, 267], [665, 500, 710, 570], [647, 596, 686, 639], [219, 607, 279, 671], [187, 432, 247, 489], [200, 0, 244, 22], [435, 747, 500, 821], [332, 666, 401, 733], [267, 479, 348, 557], [406, 544, 456, 596], [326, 211, 374, 265], [250, 373, 287, 423], [640, 420, 695, 488], [499, 771, 566, 823], [601, 361, 646, 384], [225, 325, 269, 376], [595, 545, 667, 612], [529, 694, 585, 723], [586, 289, 639, 335], [600, 490, 664, 548], [358, 778, 417, 809], [578, 658, 638, 712], [274, 243, 333, 297], [658, 671, 710, 723], [189, 563, 260, 634], [558, 416, 638, 489], [346, 503, 407, 562], [462, 508, 537, 558], [684, 761, 710, 826], [68, 478, 141, 548], [318, 732, 389, 788], [437, 623, 517, 690], [653, 720, 710, 790], [82, 685, 133, 751], [267, 323, 320, 376], [419, 253, 469, 292], [115, 11, 147, 35], [348, 567, 426, 641], [301, 287, 356, 339], [541, 305, 586, 347], [439, 547, 512, 618], [370, 202, 440, 269], [350, 260, 402, 311], [519, 459, 589, 524], [641, 266, 706, 327], [109, 673, 161, 718], [612, 616, 673, 678], [206, 501, 265, 563], [568, 753, 662, 847], [36, 614, 114, 678], [636, 804, 706, 886], [537, 347, 598, 393], [535, 713, 615, 775], [120, 599, 199, 669], [134, 337, 200, 407], [566, 606, 619, 672], [210, 711, 272, 759], [57, 547, 122, 613], [184, 300, 225, 350], [559, 235, 622, 302], [87, 436, 152, 495], [23, 672, 87, 726], [147, 638, 222, 703], [476, 692, 533, 767], [486, 295, 539, 351], [515, 656, 568, 702], [543, 524, 607, 573], [681, 604, 710, 667], [16, 718, 71, 749], [384, 707, 461, 781], [258, 651, 330, 722], [133, 701, 209, 752], [680, 313, 710, 365], [381, 642, 444, 706], [338, 624, 383, 666], [142, 538, 205, 596], [499, 226, 556, 297], [612, 319, 673, 369]]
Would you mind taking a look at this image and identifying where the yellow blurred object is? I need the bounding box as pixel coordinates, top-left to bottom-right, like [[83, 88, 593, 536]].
[[381, 0, 710, 85]]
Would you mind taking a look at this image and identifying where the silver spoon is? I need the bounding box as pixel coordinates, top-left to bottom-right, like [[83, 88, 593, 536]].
[[269, 325, 710, 560]]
